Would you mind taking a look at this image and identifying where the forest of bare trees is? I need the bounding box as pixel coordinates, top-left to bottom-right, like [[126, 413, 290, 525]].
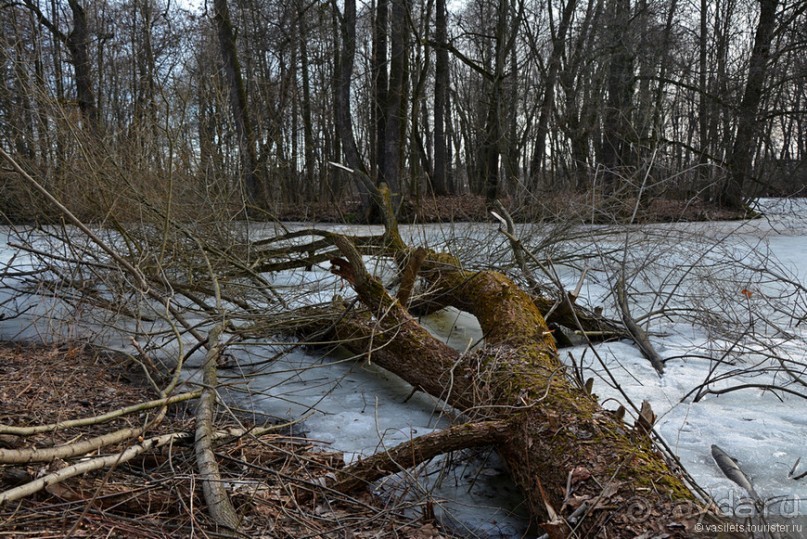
[[0, 0, 805, 222], [3, 2, 807, 537]]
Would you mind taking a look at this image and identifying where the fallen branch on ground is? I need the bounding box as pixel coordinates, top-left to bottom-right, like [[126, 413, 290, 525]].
[[193, 323, 241, 533], [0, 391, 201, 436], [0, 431, 189, 506], [616, 276, 665, 375], [0, 426, 151, 465], [325, 420, 510, 495]]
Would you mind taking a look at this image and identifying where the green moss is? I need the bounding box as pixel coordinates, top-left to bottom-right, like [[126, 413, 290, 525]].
[[471, 337, 697, 511]]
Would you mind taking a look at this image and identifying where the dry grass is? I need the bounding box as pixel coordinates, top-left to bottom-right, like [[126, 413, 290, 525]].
[[273, 193, 749, 225], [0, 342, 454, 538]]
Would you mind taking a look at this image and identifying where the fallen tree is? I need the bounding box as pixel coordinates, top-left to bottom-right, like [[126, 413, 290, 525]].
[[281, 198, 731, 537]]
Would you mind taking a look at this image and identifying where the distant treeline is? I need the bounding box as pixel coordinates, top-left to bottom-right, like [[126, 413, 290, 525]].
[[1, 0, 805, 223]]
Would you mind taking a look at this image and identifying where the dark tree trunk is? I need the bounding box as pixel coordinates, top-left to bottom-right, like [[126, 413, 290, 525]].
[[333, 0, 374, 213], [480, 0, 518, 204], [410, 14, 433, 199], [722, 0, 779, 210], [600, 0, 635, 193], [297, 1, 317, 198], [334, 0, 365, 175], [380, 0, 408, 205], [372, 0, 389, 182], [529, 0, 577, 188], [22, 0, 99, 133], [432, 0, 451, 195], [647, 0, 678, 150], [65, 0, 99, 132], [481, 93, 502, 203], [697, 0, 711, 188], [213, 0, 261, 206]]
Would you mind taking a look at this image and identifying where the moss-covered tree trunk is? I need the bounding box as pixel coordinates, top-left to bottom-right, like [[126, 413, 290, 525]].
[[325, 235, 723, 537]]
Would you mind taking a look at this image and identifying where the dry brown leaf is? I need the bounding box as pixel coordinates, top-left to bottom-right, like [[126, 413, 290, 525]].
[[564, 493, 591, 510], [569, 465, 591, 485]]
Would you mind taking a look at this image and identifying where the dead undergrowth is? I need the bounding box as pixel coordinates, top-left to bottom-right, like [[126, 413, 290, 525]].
[[0, 341, 453, 538], [274, 194, 750, 224]]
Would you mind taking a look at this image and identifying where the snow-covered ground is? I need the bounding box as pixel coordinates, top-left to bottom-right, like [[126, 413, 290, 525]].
[[2, 200, 807, 537]]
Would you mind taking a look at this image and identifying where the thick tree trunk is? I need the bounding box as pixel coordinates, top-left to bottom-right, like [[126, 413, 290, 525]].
[[372, 0, 389, 182], [22, 0, 99, 133], [65, 0, 99, 132], [296, 0, 317, 198], [321, 234, 725, 537], [529, 0, 577, 188], [722, 0, 778, 210], [380, 0, 408, 205], [480, 0, 514, 204], [213, 0, 261, 206], [601, 0, 635, 193], [432, 0, 451, 195], [697, 0, 711, 188], [334, 0, 374, 213]]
